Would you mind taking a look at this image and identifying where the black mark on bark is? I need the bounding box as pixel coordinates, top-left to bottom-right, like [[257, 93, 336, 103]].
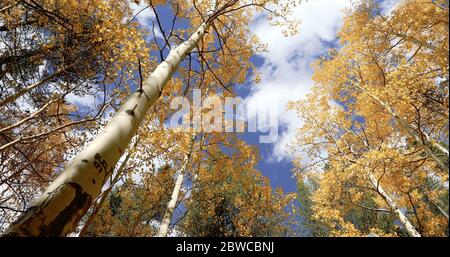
[[38, 183, 92, 236], [94, 153, 108, 173], [3, 182, 92, 236], [126, 104, 138, 117]]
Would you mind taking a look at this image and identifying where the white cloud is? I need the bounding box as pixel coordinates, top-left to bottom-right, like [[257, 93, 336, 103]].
[[130, 1, 163, 38], [130, 1, 155, 25], [245, 0, 352, 161], [380, 0, 401, 15], [65, 92, 97, 109]]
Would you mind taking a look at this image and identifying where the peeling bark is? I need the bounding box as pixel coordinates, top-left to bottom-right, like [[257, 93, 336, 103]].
[[78, 149, 133, 237]]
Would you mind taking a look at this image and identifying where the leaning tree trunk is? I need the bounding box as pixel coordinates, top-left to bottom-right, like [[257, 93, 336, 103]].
[[423, 193, 449, 220], [357, 84, 449, 172], [3, 22, 209, 237], [157, 133, 196, 237], [432, 202, 449, 220], [368, 172, 422, 237], [0, 64, 75, 108]]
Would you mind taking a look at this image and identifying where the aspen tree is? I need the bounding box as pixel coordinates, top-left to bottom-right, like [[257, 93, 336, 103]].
[[182, 136, 295, 236], [4, 0, 300, 236], [157, 132, 197, 237], [0, 0, 152, 230], [288, 90, 447, 236], [311, 0, 449, 172]]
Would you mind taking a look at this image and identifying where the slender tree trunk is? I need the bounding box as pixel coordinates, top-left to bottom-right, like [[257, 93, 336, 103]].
[[357, 84, 449, 172], [392, 32, 444, 52], [0, 64, 74, 108], [3, 22, 209, 237], [0, 97, 60, 133], [0, 3, 18, 13], [157, 133, 196, 237], [368, 172, 422, 237], [423, 193, 449, 219], [434, 203, 449, 220]]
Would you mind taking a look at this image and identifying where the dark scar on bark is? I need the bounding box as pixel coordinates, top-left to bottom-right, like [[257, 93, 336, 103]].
[[126, 104, 138, 117], [139, 90, 150, 100], [92, 179, 96, 184], [2, 182, 92, 236], [155, 85, 162, 97], [81, 159, 89, 163], [39, 183, 92, 236]]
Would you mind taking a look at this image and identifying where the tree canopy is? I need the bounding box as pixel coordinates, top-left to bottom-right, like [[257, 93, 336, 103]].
[[0, 0, 448, 237]]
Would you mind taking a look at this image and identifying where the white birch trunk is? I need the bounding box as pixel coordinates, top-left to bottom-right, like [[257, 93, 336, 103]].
[[368, 172, 422, 237], [392, 32, 440, 52], [424, 193, 449, 220], [3, 23, 209, 237], [435, 204, 449, 220], [157, 133, 196, 237], [357, 84, 449, 172]]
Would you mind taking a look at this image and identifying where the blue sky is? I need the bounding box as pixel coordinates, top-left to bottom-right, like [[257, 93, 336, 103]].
[[67, 1, 400, 194], [237, 0, 353, 194], [234, 0, 398, 194], [124, 1, 356, 195], [60, 0, 402, 236]]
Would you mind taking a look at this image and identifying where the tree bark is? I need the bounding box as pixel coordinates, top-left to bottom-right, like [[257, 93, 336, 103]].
[[368, 172, 422, 237], [356, 84, 449, 172], [157, 133, 196, 237], [3, 22, 209, 237], [434, 202, 449, 220], [77, 150, 132, 237]]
